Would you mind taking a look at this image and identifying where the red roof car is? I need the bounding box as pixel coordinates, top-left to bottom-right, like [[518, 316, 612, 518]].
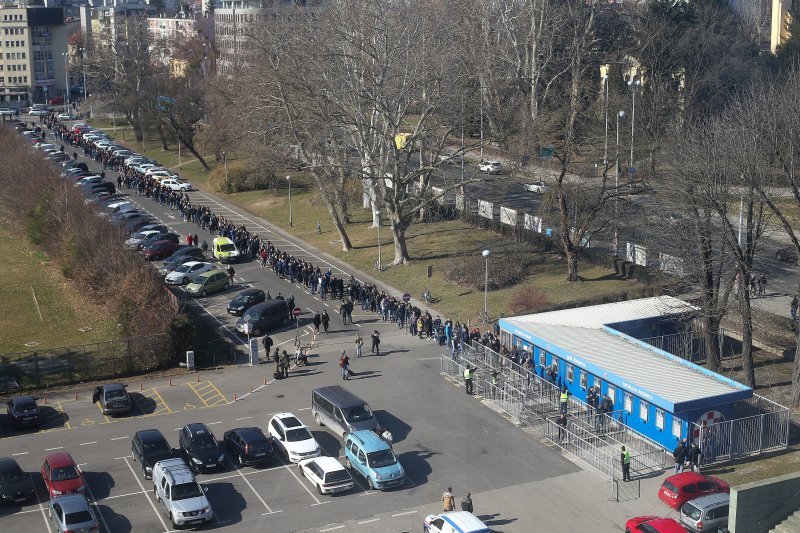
[[41, 452, 86, 498], [658, 472, 730, 510], [625, 516, 687, 533]]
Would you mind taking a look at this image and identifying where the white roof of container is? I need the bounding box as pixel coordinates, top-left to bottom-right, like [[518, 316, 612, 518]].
[[508, 295, 697, 329]]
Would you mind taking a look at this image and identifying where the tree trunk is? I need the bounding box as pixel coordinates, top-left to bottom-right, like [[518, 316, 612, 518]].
[[182, 141, 210, 171], [792, 328, 800, 406], [701, 315, 721, 372], [565, 246, 579, 282], [157, 124, 169, 151], [388, 213, 410, 265], [739, 272, 756, 388]]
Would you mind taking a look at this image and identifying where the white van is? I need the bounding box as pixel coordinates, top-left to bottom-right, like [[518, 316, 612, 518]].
[[152, 458, 213, 529]]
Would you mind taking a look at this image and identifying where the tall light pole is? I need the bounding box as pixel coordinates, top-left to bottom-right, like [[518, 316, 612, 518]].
[[479, 81, 484, 161], [482, 249, 491, 322], [737, 194, 744, 247], [628, 78, 640, 178], [614, 110, 626, 257], [603, 73, 609, 167], [375, 210, 382, 271], [79, 48, 87, 102], [461, 91, 465, 187], [62, 52, 69, 111], [222, 151, 229, 191], [286, 175, 292, 227]]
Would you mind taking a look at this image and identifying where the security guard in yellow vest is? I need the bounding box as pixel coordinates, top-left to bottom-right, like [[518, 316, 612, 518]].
[[621, 446, 631, 481], [464, 365, 474, 395], [559, 387, 570, 415]]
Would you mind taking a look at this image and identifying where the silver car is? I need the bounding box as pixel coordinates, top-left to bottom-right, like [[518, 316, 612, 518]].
[[165, 261, 215, 286], [49, 494, 98, 533], [679, 492, 729, 532]]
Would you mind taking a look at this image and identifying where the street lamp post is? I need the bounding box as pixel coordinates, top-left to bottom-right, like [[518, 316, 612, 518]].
[[479, 81, 484, 161], [62, 52, 69, 112], [628, 78, 640, 178], [603, 73, 609, 167], [614, 110, 626, 257], [286, 175, 292, 227], [482, 249, 491, 323], [375, 210, 382, 271], [222, 151, 229, 191]]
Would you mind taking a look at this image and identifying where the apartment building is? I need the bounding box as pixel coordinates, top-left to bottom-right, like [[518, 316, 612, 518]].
[[0, 1, 68, 106]]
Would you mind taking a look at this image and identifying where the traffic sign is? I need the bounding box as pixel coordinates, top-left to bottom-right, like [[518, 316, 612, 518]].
[[293, 307, 303, 317], [402, 293, 411, 302]]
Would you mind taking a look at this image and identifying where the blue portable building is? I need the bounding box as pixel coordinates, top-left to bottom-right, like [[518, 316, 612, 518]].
[[498, 296, 753, 450]]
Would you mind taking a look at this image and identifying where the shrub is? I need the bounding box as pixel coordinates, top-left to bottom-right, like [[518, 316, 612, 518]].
[[443, 251, 530, 290], [208, 160, 276, 193], [509, 286, 551, 315]]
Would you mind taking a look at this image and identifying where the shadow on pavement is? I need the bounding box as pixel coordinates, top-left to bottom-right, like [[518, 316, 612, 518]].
[[313, 430, 342, 457], [96, 504, 133, 533], [373, 410, 411, 443], [84, 471, 116, 500], [204, 481, 246, 527], [397, 449, 434, 485]]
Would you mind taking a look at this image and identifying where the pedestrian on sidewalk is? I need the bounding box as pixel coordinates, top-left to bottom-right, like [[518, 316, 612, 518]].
[[688, 441, 701, 472], [339, 351, 350, 380], [355, 333, 363, 358], [371, 330, 380, 355], [461, 492, 473, 513], [621, 445, 631, 481], [791, 295, 798, 321], [321, 310, 330, 333], [556, 413, 567, 442], [442, 487, 455, 513], [313, 311, 321, 334], [673, 440, 687, 474], [262, 335, 273, 361], [559, 387, 570, 415], [463, 365, 474, 395]]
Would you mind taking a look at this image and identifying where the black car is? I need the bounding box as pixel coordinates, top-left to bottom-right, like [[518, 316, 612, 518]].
[[179, 423, 224, 473], [6, 396, 41, 428], [139, 223, 169, 234], [92, 383, 131, 416], [131, 429, 173, 479], [227, 289, 267, 316], [0, 458, 35, 504], [223, 427, 274, 466]]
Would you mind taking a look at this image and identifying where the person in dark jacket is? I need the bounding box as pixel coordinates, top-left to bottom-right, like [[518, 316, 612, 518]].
[[673, 440, 687, 474], [321, 310, 330, 333], [461, 492, 473, 513], [262, 336, 273, 361], [688, 441, 701, 472], [312, 311, 321, 334]]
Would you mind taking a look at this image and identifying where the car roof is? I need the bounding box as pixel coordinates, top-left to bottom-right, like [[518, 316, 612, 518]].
[[231, 427, 268, 441], [185, 422, 213, 436], [102, 383, 126, 392], [307, 456, 345, 471], [213, 236, 234, 245], [0, 457, 21, 471], [11, 395, 36, 404], [196, 269, 225, 277], [247, 300, 289, 313], [432, 512, 490, 533], [348, 430, 389, 451], [135, 429, 168, 443], [179, 261, 205, 267], [51, 493, 90, 511], [313, 386, 367, 409], [238, 289, 264, 297], [684, 491, 730, 508], [45, 452, 77, 468], [666, 472, 714, 485], [274, 413, 305, 428]]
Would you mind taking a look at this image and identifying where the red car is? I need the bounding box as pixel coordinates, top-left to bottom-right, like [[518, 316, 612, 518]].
[[141, 240, 179, 261], [658, 472, 730, 510], [625, 516, 687, 533], [41, 452, 86, 498]]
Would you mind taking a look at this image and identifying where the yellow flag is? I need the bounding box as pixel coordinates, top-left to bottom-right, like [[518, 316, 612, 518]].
[[394, 133, 410, 150]]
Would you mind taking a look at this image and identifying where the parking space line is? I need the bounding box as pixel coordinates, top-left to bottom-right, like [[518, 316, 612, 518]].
[[102, 490, 146, 501], [392, 510, 417, 517], [96, 403, 114, 425], [41, 401, 71, 432], [231, 460, 280, 515], [319, 526, 345, 532], [37, 493, 53, 533], [186, 381, 229, 407], [280, 461, 325, 505], [123, 457, 170, 532], [84, 479, 111, 533], [134, 387, 173, 417], [44, 446, 63, 451], [12, 451, 28, 456], [358, 518, 380, 524], [110, 436, 129, 441]]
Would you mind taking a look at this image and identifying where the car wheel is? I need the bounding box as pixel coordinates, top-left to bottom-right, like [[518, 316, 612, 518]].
[[238, 454, 245, 466], [345, 457, 352, 469], [200, 290, 207, 297], [154, 485, 160, 501], [314, 413, 323, 426], [142, 465, 147, 478], [367, 477, 375, 490], [224, 282, 230, 290], [316, 483, 323, 495]]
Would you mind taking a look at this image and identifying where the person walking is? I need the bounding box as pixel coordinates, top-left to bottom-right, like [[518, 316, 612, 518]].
[[262, 335, 273, 362], [226, 265, 236, 286], [673, 440, 687, 474], [280, 350, 290, 379], [355, 333, 363, 358], [464, 365, 474, 395], [559, 387, 570, 415], [313, 311, 321, 334], [688, 441, 701, 472], [201, 240, 209, 258], [321, 310, 330, 333], [791, 295, 798, 321], [442, 487, 455, 513], [621, 445, 631, 481], [556, 413, 567, 442], [339, 351, 350, 380], [371, 330, 380, 355], [461, 492, 473, 513]]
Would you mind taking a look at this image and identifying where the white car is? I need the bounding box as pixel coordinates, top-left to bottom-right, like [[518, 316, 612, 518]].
[[0, 108, 15, 116], [165, 261, 215, 285], [267, 413, 321, 463], [35, 143, 57, 152], [524, 181, 549, 193], [125, 230, 162, 249], [57, 113, 77, 121], [161, 178, 192, 192], [424, 512, 489, 533], [477, 160, 503, 174], [298, 456, 354, 495], [28, 108, 49, 116], [145, 167, 170, 178]]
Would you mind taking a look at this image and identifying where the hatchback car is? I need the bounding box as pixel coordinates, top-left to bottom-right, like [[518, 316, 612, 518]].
[[41, 453, 86, 498], [524, 181, 549, 193], [185, 269, 230, 297], [424, 512, 491, 533], [125, 230, 162, 249], [165, 261, 215, 286], [179, 423, 224, 473], [267, 413, 321, 463], [6, 395, 41, 428], [223, 427, 274, 467], [159, 248, 206, 275], [227, 288, 267, 316], [131, 429, 173, 479], [141, 240, 180, 261], [0, 457, 36, 504], [299, 456, 354, 495], [92, 383, 131, 416], [344, 430, 404, 490], [49, 494, 99, 532], [658, 472, 730, 510], [625, 516, 687, 533], [679, 492, 729, 532], [161, 178, 192, 191], [477, 160, 502, 173]]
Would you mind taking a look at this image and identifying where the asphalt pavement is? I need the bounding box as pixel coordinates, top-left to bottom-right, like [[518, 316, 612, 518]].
[[0, 121, 694, 532]]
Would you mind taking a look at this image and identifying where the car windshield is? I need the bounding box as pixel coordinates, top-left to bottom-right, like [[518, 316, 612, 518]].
[[131, 232, 145, 240], [219, 244, 236, 252], [143, 440, 171, 458], [662, 480, 678, 493], [285, 428, 313, 442], [172, 482, 203, 501], [343, 405, 373, 423], [367, 449, 397, 468], [193, 274, 210, 284], [0, 464, 25, 482], [51, 466, 79, 481], [105, 390, 127, 401], [14, 399, 36, 411], [174, 264, 191, 273], [190, 434, 217, 451], [64, 510, 93, 525], [682, 504, 702, 520]]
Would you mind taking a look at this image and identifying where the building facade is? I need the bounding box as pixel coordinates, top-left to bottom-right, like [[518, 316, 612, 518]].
[[80, 0, 155, 48], [0, 2, 68, 106]]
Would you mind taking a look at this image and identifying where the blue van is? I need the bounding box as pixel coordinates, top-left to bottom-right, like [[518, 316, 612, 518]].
[[343, 430, 404, 490]]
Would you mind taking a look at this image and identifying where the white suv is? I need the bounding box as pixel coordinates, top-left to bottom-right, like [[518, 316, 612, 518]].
[[267, 413, 321, 463], [477, 160, 503, 174], [152, 458, 213, 529]]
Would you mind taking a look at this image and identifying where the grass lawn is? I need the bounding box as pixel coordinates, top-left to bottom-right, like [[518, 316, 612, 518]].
[[95, 122, 645, 324], [0, 218, 119, 354]]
